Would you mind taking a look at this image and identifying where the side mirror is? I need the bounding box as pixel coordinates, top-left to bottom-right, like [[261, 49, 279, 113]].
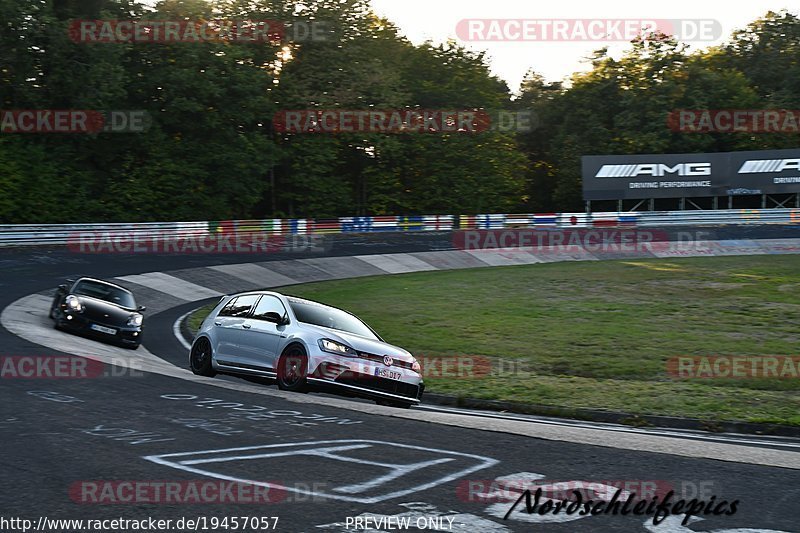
[[137, 305, 147, 312], [58, 284, 68, 291], [263, 311, 282, 324]]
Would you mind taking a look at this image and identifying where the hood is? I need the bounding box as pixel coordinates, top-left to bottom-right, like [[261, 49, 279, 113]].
[[73, 295, 137, 326], [302, 324, 414, 362]]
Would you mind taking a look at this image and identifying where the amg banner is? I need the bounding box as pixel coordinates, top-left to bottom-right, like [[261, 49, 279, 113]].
[[582, 148, 800, 200]]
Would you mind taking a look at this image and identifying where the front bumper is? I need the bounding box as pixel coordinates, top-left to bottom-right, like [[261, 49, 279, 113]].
[[307, 355, 424, 403], [59, 311, 142, 345]]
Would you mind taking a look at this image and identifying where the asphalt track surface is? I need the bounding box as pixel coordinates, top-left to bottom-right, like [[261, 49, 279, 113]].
[[1, 235, 799, 533]]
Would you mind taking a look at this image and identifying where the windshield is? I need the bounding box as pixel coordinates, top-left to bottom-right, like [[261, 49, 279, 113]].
[[73, 280, 137, 309], [289, 300, 379, 341]]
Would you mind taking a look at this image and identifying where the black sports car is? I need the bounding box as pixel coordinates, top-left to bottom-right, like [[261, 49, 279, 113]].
[[50, 277, 146, 349]]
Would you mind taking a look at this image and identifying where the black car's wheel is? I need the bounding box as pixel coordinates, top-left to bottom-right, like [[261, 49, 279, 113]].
[[190, 337, 216, 377], [276, 345, 308, 392], [49, 294, 61, 319]]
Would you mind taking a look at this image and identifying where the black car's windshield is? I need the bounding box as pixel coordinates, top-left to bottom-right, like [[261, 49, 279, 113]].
[[73, 280, 136, 309], [289, 299, 379, 340]]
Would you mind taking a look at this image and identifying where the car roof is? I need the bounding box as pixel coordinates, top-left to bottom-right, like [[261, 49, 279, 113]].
[[74, 277, 132, 294], [227, 290, 383, 340], [230, 291, 341, 311]]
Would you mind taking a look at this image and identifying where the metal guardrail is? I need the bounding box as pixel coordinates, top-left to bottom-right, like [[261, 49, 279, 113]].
[[0, 216, 455, 247], [1, 209, 798, 246]]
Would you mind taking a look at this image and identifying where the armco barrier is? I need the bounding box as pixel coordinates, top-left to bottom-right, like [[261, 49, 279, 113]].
[[1, 209, 798, 247]]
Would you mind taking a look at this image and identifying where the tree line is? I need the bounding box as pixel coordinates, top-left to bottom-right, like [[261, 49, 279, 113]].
[[0, 1, 798, 222]]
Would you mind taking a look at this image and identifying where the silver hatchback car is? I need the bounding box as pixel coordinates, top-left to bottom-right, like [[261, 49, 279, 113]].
[[189, 291, 424, 407]]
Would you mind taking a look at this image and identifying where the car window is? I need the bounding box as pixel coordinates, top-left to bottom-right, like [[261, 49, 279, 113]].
[[288, 299, 379, 340], [217, 294, 259, 318], [251, 295, 287, 322], [72, 280, 136, 309]]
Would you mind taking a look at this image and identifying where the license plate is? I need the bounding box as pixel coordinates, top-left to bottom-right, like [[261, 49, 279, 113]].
[[90, 324, 117, 335], [374, 367, 401, 380]]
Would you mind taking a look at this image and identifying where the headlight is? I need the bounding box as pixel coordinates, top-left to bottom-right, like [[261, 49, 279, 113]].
[[65, 295, 82, 312], [127, 313, 143, 327], [412, 359, 421, 374], [318, 338, 356, 356]]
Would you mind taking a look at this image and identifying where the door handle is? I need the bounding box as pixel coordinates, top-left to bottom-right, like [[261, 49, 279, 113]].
[[242, 324, 251, 329], [214, 321, 222, 326]]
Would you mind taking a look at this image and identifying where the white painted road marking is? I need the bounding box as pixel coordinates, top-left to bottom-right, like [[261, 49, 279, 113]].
[[644, 515, 789, 533], [173, 309, 194, 351], [355, 253, 439, 274], [208, 263, 297, 287], [115, 272, 221, 301], [144, 440, 498, 504]]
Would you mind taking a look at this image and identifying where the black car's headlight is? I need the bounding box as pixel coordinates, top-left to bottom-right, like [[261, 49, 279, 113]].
[[127, 313, 143, 327], [318, 338, 356, 357], [65, 295, 83, 313]]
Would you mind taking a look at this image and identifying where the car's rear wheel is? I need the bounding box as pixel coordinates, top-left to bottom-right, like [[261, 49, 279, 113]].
[[190, 337, 216, 377], [277, 345, 308, 392]]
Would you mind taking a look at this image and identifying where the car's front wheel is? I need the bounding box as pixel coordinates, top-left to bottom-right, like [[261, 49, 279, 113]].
[[276, 345, 308, 392], [190, 337, 216, 377]]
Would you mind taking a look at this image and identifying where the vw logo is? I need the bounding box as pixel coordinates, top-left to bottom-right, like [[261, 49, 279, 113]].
[[383, 355, 394, 367]]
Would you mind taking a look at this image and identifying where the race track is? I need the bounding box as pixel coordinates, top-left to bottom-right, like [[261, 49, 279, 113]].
[[1, 238, 798, 533]]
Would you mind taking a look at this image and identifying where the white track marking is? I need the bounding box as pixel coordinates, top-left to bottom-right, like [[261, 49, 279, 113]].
[[115, 272, 221, 300], [355, 253, 439, 273], [207, 263, 296, 287], [173, 309, 194, 351], [644, 515, 790, 533], [417, 405, 800, 450], [144, 440, 498, 504]]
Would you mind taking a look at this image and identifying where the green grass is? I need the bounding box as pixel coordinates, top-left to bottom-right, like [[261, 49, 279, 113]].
[[186, 256, 800, 426], [188, 306, 212, 333]]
